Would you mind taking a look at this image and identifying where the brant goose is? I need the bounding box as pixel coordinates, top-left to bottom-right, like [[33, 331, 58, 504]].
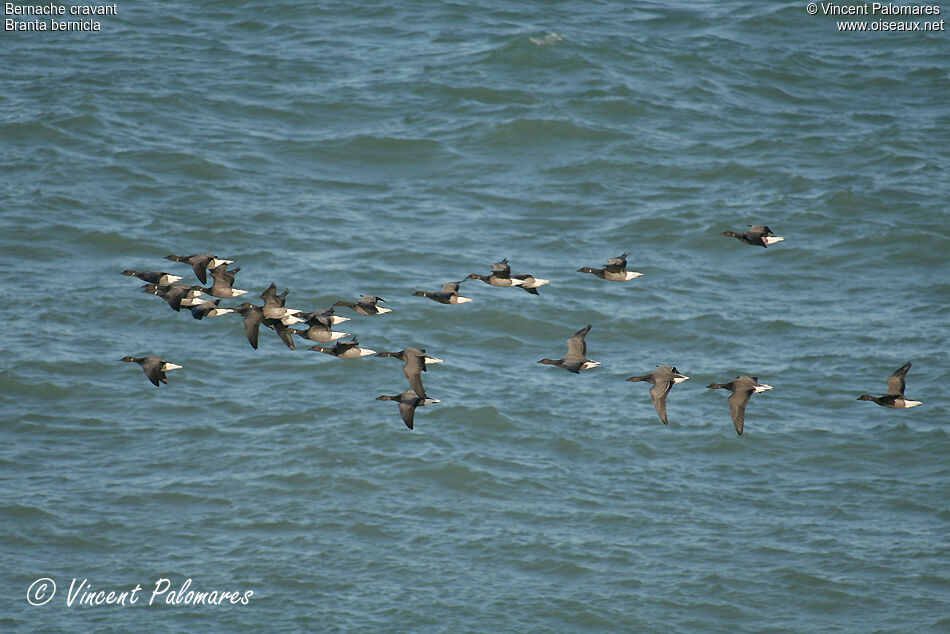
[[188, 298, 235, 320], [626, 365, 690, 425], [376, 390, 440, 430], [260, 283, 304, 323], [142, 283, 205, 312], [297, 307, 350, 326], [309, 337, 376, 359], [577, 252, 643, 282], [164, 253, 233, 284], [292, 310, 349, 343], [119, 355, 182, 387], [375, 348, 443, 398], [204, 263, 247, 298], [334, 295, 391, 315], [413, 281, 473, 304], [721, 225, 784, 248], [122, 270, 183, 285], [857, 361, 922, 408], [706, 376, 772, 435], [466, 258, 526, 288], [538, 324, 602, 373], [511, 273, 550, 295]]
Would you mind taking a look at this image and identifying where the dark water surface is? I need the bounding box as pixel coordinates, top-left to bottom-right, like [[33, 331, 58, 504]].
[[2, 1, 948, 631]]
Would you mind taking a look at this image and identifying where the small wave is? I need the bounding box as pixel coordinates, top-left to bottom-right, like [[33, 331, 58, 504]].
[[529, 32, 564, 47]]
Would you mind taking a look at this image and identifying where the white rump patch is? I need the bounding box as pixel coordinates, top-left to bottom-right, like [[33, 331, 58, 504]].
[[162, 275, 183, 283], [423, 398, 441, 405], [357, 348, 377, 357], [753, 384, 773, 393], [328, 331, 348, 341], [528, 278, 550, 287], [902, 400, 922, 408], [673, 376, 690, 383], [455, 296, 473, 303], [624, 272, 644, 281], [281, 315, 304, 325], [375, 307, 393, 314], [209, 309, 234, 317], [210, 259, 233, 268], [424, 356, 444, 365], [162, 363, 183, 371], [581, 360, 602, 370], [329, 315, 350, 324], [764, 236, 784, 245]]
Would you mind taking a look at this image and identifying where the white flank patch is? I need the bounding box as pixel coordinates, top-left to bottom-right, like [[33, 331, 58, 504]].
[[754, 384, 773, 393], [673, 376, 690, 383], [455, 296, 473, 303], [764, 236, 785, 245], [162, 363, 182, 371], [424, 356, 444, 365], [625, 272, 644, 280]]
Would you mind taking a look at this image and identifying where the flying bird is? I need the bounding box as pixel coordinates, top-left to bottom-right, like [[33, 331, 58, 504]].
[[164, 253, 233, 284], [121, 269, 183, 285], [856, 361, 922, 408], [577, 252, 643, 282], [413, 281, 473, 304], [333, 295, 392, 315], [375, 348, 443, 398], [466, 258, 526, 288], [706, 375, 772, 435], [119, 356, 182, 387], [626, 365, 690, 425], [720, 225, 784, 248], [309, 337, 376, 358], [375, 390, 440, 430], [538, 324, 601, 373]]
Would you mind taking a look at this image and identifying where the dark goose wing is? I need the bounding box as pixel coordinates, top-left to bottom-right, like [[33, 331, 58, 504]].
[[566, 324, 592, 358], [727, 388, 753, 435], [649, 379, 674, 425], [886, 361, 911, 395]]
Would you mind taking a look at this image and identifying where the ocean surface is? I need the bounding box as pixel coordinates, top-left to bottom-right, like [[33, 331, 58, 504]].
[[2, 1, 948, 631]]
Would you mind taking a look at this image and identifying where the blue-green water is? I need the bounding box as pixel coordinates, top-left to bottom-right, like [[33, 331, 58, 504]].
[[2, 1, 948, 631]]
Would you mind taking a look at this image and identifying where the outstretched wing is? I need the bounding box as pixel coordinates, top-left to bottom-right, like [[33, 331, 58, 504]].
[[398, 400, 418, 429], [566, 324, 592, 358], [604, 252, 628, 274], [402, 353, 428, 399], [728, 389, 753, 435], [886, 361, 911, 395], [490, 258, 512, 278], [649, 380, 674, 425]]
